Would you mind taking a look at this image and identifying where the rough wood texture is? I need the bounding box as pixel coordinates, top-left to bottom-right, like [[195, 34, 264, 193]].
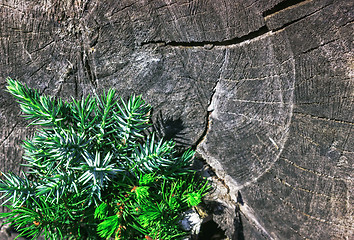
[[0, 0, 353, 239]]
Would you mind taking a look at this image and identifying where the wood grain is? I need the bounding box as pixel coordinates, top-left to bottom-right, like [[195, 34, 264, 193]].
[[0, 0, 352, 239]]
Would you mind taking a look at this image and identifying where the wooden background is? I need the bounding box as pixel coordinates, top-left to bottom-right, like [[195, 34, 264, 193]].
[[0, 0, 353, 239]]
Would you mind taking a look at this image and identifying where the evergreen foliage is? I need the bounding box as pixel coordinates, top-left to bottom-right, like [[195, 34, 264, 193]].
[[0, 78, 209, 240]]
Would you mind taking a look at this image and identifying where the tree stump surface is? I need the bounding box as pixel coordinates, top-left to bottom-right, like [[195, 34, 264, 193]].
[[0, 0, 353, 239]]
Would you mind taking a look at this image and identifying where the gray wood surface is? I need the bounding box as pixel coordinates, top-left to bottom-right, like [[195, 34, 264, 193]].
[[0, 0, 353, 239]]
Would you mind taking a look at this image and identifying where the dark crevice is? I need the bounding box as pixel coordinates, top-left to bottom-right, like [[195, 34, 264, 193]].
[[192, 77, 219, 150], [270, 2, 332, 31], [301, 38, 337, 54], [111, 2, 136, 15], [192, 111, 211, 150], [29, 40, 55, 54], [89, 20, 101, 48], [81, 49, 97, 88], [141, 40, 166, 46], [198, 220, 227, 240], [77, 18, 98, 90], [0, 122, 19, 147], [28, 62, 47, 78], [262, 0, 309, 17], [141, 26, 269, 48]]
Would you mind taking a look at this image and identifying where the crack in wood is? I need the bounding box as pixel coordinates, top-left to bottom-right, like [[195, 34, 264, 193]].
[[192, 98, 213, 149], [195, 53, 296, 231], [79, 23, 98, 89], [28, 62, 47, 78], [137, 1, 334, 49], [269, 2, 333, 32], [263, 0, 312, 18], [29, 40, 55, 54], [109, 2, 135, 16], [0, 122, 19, 147], [301, 38, 338, 54], [140, 26, 270, 48], [139, 0, 335, 51], [81, 50, 97, 88], [193, 49, 229, 148]]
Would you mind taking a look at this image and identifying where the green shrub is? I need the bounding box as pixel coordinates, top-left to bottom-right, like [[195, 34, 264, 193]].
[[0, 78, 209, 240]]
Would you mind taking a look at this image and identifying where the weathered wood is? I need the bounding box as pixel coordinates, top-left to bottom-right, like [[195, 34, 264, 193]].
[[0, 0, 353, 239]]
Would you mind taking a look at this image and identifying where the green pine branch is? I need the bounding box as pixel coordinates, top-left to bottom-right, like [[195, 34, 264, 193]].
[[6, 78, 69, 127], [0, 78, 210, 240]]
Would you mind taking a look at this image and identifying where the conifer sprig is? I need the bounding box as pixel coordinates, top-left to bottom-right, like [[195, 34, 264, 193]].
[[0, 78, 210, 239]]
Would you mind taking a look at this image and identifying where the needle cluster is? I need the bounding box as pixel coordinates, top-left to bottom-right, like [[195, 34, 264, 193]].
[[0, 78, 209, 240]]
